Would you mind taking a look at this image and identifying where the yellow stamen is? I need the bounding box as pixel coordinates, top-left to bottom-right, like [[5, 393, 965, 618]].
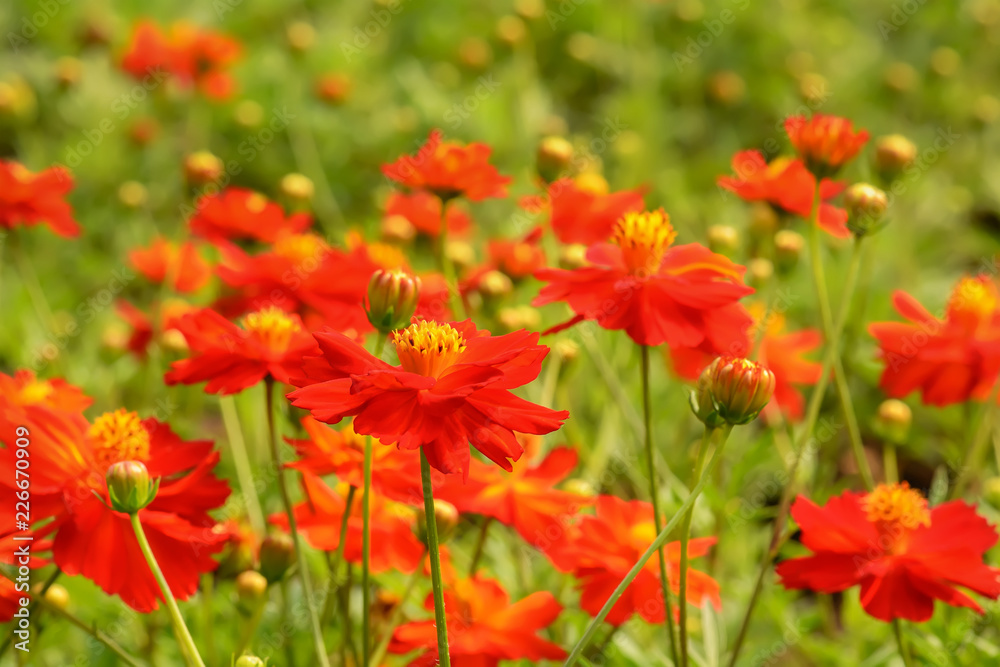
[[245, 192, 268, 213], [612, 209, 677, 274], [88, 409, 151, 470], [273, 232, 329, 265], [948, 277, 998, 330], [630, 521, 657, 546], [862, 482, 931, 531], [241, 306, 301, 353], [393, 320, 466, 378], [366, 242, 408, 271], [18, 378, 53, 406]]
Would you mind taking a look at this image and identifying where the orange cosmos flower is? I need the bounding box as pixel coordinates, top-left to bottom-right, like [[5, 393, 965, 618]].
[[533, 209, 754, 347], [390, 574, 565, 666], [270, 471, 424, 573], [784, 114, 870, 177], [0, 370, 91, 438], [383, 190, 471, 238], [870, 276, 1000, 406], [382, 129, 511, 202], [286, 416, 423, 504], [543, 176, 647, 245], [165, 306, 318, 394], [289, 319, 569, 476], [547, 495, 720, 626], [189, 188, 312, 244], [776, 483, 1000, 622], [0, 160, 79, 238], [0, 407, 230, 612], [718, 151, 850, 237], [128, 237, 212, 293]]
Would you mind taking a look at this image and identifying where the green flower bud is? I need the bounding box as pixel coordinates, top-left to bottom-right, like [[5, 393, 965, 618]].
[[874, 134, 917, 183], [536, 136, 574, 183], [689, 359, 725, 429], [844, 182, 889, 237], [773, 230, 804, 275], [235, 570, 268, 607], [106, 461, 159, 513], [709, 357, 776, 425], [258, 533, 295, 584], [872, 399, 911, 445], [235, 655, 266, 667], [366, 269, 422, 333], [417, 499, 459, 545]]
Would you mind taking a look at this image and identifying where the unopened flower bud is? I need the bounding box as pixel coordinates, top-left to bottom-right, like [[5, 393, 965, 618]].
[[749, 201, 778, 235], [118, 181, 148, 209], [844, 183, 889, 237], [55, 57, 83, 88], [234, 100, 264, 128], [773, 230, 804, 274], [286, 21, 315, 53], [747, 258, 773, 286], [445, 241, 475, 270], [707, 225, 739, 255], [559, 244, 588, 269], [235, 570, 268, 606], [280, 173, 314, 202], [709, 357, 776, 425], [497, 305, 540, 332], [417, 500, 459, 545], [873, 399, 911, 445], [381, 214, 417, 244], [184, 151, 224, 185], [235, 655, 266, 667], [258, 533, 295, 583], [106, 461, 159, 513], [478, 270, 513, 299], [537, 136, 574, 183], [690, 359, 725, 428], [554, 339, 580, 364], [44, 583, 70, 611], [366, 270, 421, 333], [874, 134, 917, 182]]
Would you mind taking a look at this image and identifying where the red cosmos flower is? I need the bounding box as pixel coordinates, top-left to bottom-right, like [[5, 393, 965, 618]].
[[533, 209, 754, 348], [437, 437, 591, 551], [286, 417, 422, 503], [121, 20, 241, 99], [271, 471, 424, 573], [382, 129, 511, 202], [785, 114, 870, 176], [546, 495, 720, 626], [0, 160, 79, 238], [0, 370, 91, 439], [487, 226, 546, 280], [776, 483, 1000, 622], [129, 237, 212, 293], [870, 276, 1000, 406], [165, 306, 319, 394], [543, 177, 647, 245], [188, 188, 312, 244], [390, 574, 565, 666], [0, 407, 230, 612], [384, 190, 471, 238], [289, 319, 569, 476], [718, 151, 850, 238], [115, 299, 196, 358]]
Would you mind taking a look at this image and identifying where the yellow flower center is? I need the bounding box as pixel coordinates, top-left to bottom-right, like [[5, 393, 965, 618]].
[[245, 192, 268, 213], [273, 233, 329, 265], [574, 172, 608, 195], [630, 520, 657, 546], [862, 482, 930, 544], [241, 306, 301, 353], [947, 277, 998, 332], [87, 409, 151, 470], [18, 378, 53, 406], [393, 320, 466, 378], [366, 242, 408, 271], [611, 209, 677, 274], [748, 302, 786, 337]]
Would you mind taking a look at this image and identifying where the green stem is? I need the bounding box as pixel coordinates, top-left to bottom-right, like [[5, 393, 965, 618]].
[[468, 516, 493, 575], [321, 485, 356, 628], [436, 198, 466, 320], [565, 425, 734, 666], [36, 595, 145, 667], [893, 619, 914, 667], [420, 449, 451, 667], [129, 513, 205, 667], [369, 560, 424, 667], [679, 427, 714, 667], [264, 378, 331, 667], [953, 377, 1000, 499], [639, 344, 680, 667], [884, 442, 899, 484], [0, 569, 60, 658], [201, 574, 215, 667], [234, 595, 267, 658], [219, 395, 265, 534], [362, 435, 373, 667]]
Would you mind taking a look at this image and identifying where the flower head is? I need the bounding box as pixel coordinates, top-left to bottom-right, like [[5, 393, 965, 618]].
[[0, 160, 79, 238], [188, 187, 312, 243], [709, 357, 776, 424], [543, 177, 647, 245], [366, 270, 422, 333], [129, 237, 211, 293], [784, 114, 870, 177]]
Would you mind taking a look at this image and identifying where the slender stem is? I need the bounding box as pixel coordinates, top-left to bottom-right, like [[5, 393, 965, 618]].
[[264, 378, 331, 667], [639, 344, 680, 667], [884, 442, 899, 484], [201, 574, 216, 666], [435, 197, 466, 320], [565, 425, 734, 666], [36, 595, 145, 667], [321, 485, 356, 627], [341, 563, 359, 667], [420, 449, 451, 666], [893, 619, 914, 667], [679, 427, 713, 667], [219, 395, 265, 534], [234, 595, 267, 658], [953, 377, 1000, 498], [369, 560, 424, 667], [129, 513, 205, 667], [362, 435, 373, 667], [468, 516, 493, 575]]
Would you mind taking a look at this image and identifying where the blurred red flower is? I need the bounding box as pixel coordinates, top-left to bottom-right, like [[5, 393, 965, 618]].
[[382, 129, 511, 202], [718, 151, 850, 237], [165, 306, 318, 394], [543, 177, 647, 245], [0, 160, 79, 238], [115, 299, 196, 358], [270, 470, 424, 573], [785, 114, 869, 176], [390, 574, 565, 666], [0, 407, 229, 612], [289, 319, 568, 476], [869, 277, 1000, 406], [189, 188, 312, 244], [384, 190, 471, 238], [533, 209, 754, 348], [129, 237, 212, 293], [547, 495, 720, 626], [0, 370, 91, 432], [776, 484, 1000, 622]]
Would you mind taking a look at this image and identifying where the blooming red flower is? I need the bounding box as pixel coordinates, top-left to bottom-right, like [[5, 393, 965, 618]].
[[437, 437, 591, 549], [869, 277, 1000, 406], [289, 319, 569, 476], [384, 190, 471, 238], [0, 160, 79, 238], [188, 188, 312, 243], [546, 495, 721, 626], [129, 237, 212, 293], [390, 574, 565, 666], [533, 209, 754, 347], [718, 151, 850, 237], [115, 299, 196, 358], [121, 20, 241, 99], [0, 407, 230, 612], [165, 306, 319, 394], [382, 129, 511, 202], [543, 177, 647, 245], [0, 370, 91, 438], [270, 471, 424, 573], [785, 114, 870, 176], [776, 483, 1000, 622], [487, 226, 546, 280]]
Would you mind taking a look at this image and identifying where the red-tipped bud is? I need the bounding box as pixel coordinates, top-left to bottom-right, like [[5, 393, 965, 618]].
[[844, 182, 889, 237], [366, 270, 422, 333], [106, 461, 159, 513], [709, 357, 776, 425]]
